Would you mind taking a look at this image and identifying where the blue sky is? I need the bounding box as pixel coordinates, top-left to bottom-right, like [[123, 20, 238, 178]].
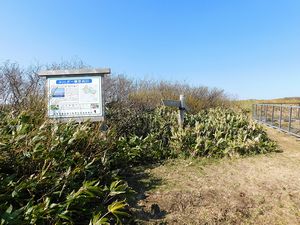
[[0, 0, 300, 99]]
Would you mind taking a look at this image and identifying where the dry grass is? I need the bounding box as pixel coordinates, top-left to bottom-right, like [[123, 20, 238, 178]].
[[133, 127, 300, 224], [237, 98, 300, 112]]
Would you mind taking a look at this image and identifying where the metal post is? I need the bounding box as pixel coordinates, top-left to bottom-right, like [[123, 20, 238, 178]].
[[298, 107, 300, 126], [279, 106, 283, 129], [271, 105, 275, 125], [265, 105, 268, 122], [255, 104, 258, 120], [288, 107, 292, 132], [260, 105, 263, 122], [178, 94, 185, 127]]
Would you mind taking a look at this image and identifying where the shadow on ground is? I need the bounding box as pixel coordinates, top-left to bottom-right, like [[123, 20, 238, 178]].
[[123, 164, 167, 224]]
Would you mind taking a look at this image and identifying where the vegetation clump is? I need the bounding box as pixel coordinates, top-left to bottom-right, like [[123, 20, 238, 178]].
[[0, 111, 131, 224], [172, 108, 277, 157], [0, 61, 277, 224], [0, 106, 277, 224]]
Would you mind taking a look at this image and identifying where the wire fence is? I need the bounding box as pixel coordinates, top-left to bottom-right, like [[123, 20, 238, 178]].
[[252, 103, 300, 138]]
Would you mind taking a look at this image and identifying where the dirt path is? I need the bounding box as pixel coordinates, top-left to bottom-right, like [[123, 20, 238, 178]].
[[134, 128, 300, 224]]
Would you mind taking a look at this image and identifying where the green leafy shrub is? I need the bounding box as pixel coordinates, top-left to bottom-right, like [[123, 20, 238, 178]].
[[0, 111, 130, 224], [106, 106, 178, 168], [171, 108, 277, 157], [107, 106, 276, 167], [0, 105, 277, 224]]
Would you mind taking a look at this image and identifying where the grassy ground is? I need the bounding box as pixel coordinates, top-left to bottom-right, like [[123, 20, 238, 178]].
[[130, 127, 300, 224]]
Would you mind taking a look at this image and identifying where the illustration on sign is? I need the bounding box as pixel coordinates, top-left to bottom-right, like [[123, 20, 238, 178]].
[[47, 76, 103, 118]]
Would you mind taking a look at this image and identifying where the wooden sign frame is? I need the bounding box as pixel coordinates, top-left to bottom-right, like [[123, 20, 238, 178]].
[[38, 68, 110, 122]]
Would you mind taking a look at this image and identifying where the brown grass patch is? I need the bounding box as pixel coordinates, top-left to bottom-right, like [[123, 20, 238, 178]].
[[133, 127, 300, 224]]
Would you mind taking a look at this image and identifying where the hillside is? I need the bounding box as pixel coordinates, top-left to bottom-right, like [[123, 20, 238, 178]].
[[237, 97, 300, 111]]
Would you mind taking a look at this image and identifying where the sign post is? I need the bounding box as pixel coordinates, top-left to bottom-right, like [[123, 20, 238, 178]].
[[178, 94, 185, 126], [38, 68, 110, 122], [162, 94, 186, 126]]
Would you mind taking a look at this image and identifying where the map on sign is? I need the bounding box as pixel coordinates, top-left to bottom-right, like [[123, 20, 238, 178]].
[[47, 76, 103, 118]]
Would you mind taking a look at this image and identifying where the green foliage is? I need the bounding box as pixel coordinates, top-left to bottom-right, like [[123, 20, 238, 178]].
[[106, 106, 178, 168], [171, 108, 277, 157], [106, 105, 276, 168], [0, 105, 277, 224], [0, 112, 130, 224]]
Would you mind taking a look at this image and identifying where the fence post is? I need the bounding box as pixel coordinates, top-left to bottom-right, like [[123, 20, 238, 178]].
[[260, 105, 263, 121], [298, 106, 300, 126], [255, 104, 258, 120], [279, 105, 283, 129], [271, 105, 275, 125], [265, 105, 268, 122], [178, 94, 185, 127], [288, 107, 292, 132]]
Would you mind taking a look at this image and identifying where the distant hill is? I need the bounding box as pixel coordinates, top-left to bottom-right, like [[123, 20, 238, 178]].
[[260, 97, 300, 104], [279, 97, 300, 101], [236, 97, 300, 111]]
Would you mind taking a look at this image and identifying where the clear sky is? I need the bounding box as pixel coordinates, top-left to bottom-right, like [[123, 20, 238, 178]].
[[0, 0, 300, 99]]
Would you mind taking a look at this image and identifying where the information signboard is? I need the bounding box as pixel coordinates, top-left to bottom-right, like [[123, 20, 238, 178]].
[[48, 76, 103, 119], [39, 68, 110, 122]]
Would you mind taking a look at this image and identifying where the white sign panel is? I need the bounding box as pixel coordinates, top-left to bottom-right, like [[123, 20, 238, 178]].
[[47, 76, 103, 119]]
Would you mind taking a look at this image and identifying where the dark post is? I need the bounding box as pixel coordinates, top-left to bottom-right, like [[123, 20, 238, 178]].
[[265, 105, 268, 122], [255, 104, 258, 120], [271, 105, 275, 125], [279, 106, 283, 129], [288, 107, 293, 132], [260, 105, 263, 122], [298, 107, 300, 126]]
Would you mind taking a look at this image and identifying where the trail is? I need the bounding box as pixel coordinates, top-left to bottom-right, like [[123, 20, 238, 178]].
[[134, 128, 300, 224]]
